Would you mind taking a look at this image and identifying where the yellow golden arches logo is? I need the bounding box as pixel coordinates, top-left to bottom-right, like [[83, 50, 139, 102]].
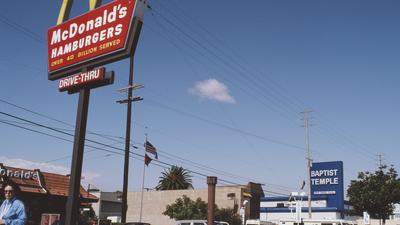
[[57, 0, 102, 25]]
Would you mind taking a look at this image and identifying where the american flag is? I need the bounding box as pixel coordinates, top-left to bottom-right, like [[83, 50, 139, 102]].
[[144, 154, 152, 166], [144, 140, 158, 159]]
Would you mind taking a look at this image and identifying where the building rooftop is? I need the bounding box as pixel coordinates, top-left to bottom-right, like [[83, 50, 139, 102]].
[[0, 163, 97, 202]]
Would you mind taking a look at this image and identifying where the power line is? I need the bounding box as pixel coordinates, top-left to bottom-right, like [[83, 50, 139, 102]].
[[145, 10, 351, 163], [0, 99, 301, 192], [315, 117, 378, 159], [148, 4, 307, 119], [0, 98, 296, 191], [0, 14, 45, 44], [146, 2, 390, 167], [312, 126, 377, 162], [132, 122, 295, 191], [0, 111, 293, 193], [0, 10, 383, 171], [152, 0, 306, 114], [0, 5, 394, 191], [146, 15, 301, 123], [0, 98, 134, 144], [0, 116, 243, 187], [1, 3, 391, 169], [144, 12, 290, 173], [142, 20, 388, 167], [146, 99, 305, 151], [1, 115, 293, 193]]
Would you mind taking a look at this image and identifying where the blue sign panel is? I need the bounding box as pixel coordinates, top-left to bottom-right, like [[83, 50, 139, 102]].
[[310, 161, 344, 211]]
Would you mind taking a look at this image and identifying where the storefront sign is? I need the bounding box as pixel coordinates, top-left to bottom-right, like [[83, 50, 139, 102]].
[[47, 0, 138, 80], [311, 161, 344, 210], [59, 67, 105, 92], [0, 167, 38, 180]]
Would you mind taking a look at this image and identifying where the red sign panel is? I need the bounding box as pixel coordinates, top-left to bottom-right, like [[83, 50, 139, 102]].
[[58, 67, 105, 91], [48, 0, 138, 80]]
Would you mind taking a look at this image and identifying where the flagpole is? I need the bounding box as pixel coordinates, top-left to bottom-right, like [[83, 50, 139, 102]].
[[139, 156, 146, 222]]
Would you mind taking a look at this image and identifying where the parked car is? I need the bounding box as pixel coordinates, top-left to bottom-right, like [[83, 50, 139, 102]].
[[175, 220, 229, 225], [125, 222, 150, 225], [246, 219, 276, 225], [125, 223, 151, 225]]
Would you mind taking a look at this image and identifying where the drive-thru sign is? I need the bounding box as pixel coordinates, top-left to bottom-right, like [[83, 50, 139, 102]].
[[47, 0, 140, 80]]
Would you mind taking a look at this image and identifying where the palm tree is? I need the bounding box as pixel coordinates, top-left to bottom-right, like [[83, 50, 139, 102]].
[[156, 166, 193, 190]]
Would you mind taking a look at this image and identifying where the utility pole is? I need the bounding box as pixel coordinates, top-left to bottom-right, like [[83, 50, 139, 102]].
[[207, 176, 217, 225], [377, 154, 384, 168], [118, 56, 143, 223], [301, 110, 312, 219]]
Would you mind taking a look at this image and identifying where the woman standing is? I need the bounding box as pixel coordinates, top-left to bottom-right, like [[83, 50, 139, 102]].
[[0, 182, 26, 225]]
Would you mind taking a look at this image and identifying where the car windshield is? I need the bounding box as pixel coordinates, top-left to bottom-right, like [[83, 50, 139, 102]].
[[215, 222, 228, 225]]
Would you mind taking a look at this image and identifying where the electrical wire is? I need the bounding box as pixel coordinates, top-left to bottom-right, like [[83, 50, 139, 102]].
[[0, 10, 381, 169], [0, 97, 303, 191], [0, 110, 291, 195], [1, 5, 393, 191], [144, 4, 393, 167]]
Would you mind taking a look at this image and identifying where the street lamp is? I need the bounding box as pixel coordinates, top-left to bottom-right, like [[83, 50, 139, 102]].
[[240, 200, 249, 225], [289, 192, 306, 224], [87, 184, 100, 198]]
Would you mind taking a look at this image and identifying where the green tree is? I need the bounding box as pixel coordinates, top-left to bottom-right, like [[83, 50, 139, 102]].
[[163, 195, 241, 225], [79, 205, 96, 225], [215, 207, 241, 225], [347, 165, 400, 224], [156, 166, 193, 190], [163, 195, 208, 220]]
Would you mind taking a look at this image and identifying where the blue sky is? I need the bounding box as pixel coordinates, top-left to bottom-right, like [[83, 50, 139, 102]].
[[1, 0, 400, 196]]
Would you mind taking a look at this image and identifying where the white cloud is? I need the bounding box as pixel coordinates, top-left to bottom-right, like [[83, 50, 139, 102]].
[[0, 156, 100, 182], [189, 79, 236, 104]]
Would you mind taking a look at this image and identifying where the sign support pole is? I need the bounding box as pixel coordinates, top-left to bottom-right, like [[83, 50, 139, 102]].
[[57, 2, 101, 225], [51, 1, 142, 223], [65, 87, 91, 225]]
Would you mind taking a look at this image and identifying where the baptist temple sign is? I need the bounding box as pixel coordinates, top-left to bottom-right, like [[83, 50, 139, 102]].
[[311, 161, 344, 211]]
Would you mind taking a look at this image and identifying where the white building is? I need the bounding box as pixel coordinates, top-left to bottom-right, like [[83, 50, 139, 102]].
[[260, 161, 358, 223], [389, 203, 400, 221], [259, 195, 356, 223]]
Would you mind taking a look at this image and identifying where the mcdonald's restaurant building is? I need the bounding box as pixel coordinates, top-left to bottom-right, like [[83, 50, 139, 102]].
[[0, 163, 98, 225]]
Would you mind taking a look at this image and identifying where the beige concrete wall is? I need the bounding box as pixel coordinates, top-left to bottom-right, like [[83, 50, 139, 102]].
[[126, 186, 247, 225], [355, 219, 400, 225]]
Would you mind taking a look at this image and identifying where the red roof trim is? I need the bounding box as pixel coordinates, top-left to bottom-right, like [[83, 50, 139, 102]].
[[0, 164, 98, 201]]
